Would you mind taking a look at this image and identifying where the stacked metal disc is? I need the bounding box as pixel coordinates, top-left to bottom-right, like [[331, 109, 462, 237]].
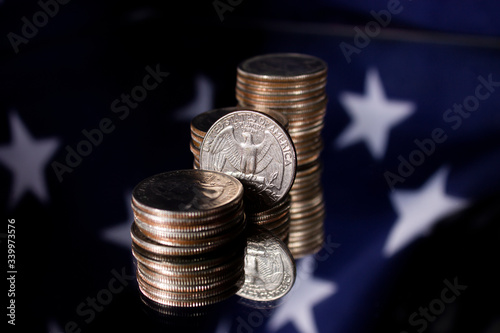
[[192, 108, 294, 244], [190, 107, 239, 170], [245, 194, 291, 244], [287, 161, 325, 257], [190, 107, 288, 169], [235, 53, 327, 167], [235, 53, 327, 258], [130, 169, 246, 307]]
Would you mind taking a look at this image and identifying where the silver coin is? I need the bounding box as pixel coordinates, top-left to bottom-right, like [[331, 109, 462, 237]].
[[236, 228, 296, 301], [191, 107, 240, 136], [138, 280, 243, 308], [131, 244, 244, 276], [136, 215, 246, 248], [247, 194, 291, 217], [134, 201, 245, 230], [132, 169, 243, 218], [192, 106, 289, 135], [131, 222, 238, 256], [200, 110, 296, 207], [237, 53, 327, 81], [235, 86, 325, 102], [236, 79, 327, 94], [137, 261, 244, 292], [236, 74, 327, 88]]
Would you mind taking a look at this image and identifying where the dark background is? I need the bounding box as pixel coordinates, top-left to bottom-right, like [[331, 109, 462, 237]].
[[1, 1, 500, 332]]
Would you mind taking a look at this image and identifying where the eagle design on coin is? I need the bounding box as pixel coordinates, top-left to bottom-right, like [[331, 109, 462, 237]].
[[210, 127, 283, 189], [200, 110, 296, 207]]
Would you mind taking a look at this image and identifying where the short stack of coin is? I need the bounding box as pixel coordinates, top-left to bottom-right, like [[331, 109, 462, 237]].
[[130, 169, 246, 307], [190, 107, 289, 170], [236, 226, 296, 302], [235, 53, 327, 258]]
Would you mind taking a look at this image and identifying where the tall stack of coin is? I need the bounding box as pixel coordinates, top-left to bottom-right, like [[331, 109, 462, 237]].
[[198, 110, 296, 244], [235, 53, 327, 258], [130, 169, 246, 307], [190, 107, 288, 170]]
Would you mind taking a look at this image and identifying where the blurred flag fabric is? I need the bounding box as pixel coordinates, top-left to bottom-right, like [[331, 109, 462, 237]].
[[1, 0, 500, 332]]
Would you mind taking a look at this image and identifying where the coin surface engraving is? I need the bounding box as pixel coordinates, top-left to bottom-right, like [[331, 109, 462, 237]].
[[130, 169, 246, 307], [236, 52, 328, 258], [200, 110, 296, 207], [236, 228, 295, 301]]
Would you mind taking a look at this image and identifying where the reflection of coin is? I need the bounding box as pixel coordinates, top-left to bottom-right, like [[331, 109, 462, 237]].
[[237, 227, 295, 301], [191, 107, 289, 137], [200, 110, 296, 208], [130, 169, 247, 307]]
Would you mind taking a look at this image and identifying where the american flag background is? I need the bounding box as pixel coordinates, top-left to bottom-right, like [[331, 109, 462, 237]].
[[1, 0, 500, 332]]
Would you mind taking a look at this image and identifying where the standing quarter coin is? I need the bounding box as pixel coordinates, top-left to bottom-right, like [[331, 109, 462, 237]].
[[199, 110, 296, 208]]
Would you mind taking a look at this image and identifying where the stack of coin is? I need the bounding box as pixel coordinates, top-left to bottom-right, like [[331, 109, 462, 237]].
[[235, 53, 327, 168], [235, 53, 327, 258], [190, 107, 288, 170], [236, 226, 296, 302], [130, 169, 246, 307], [288, 161, 325, 257]]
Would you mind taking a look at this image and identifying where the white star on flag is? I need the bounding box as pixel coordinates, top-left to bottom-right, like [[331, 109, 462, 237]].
[[102, 191, 133, 248], [268, 256, 337, 333], [336, 68, 416, 159], [47, 319, 64, 333], [0, 111, 60, 208], [383, 167, 469, 257], [174, 74, 214, 121]]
